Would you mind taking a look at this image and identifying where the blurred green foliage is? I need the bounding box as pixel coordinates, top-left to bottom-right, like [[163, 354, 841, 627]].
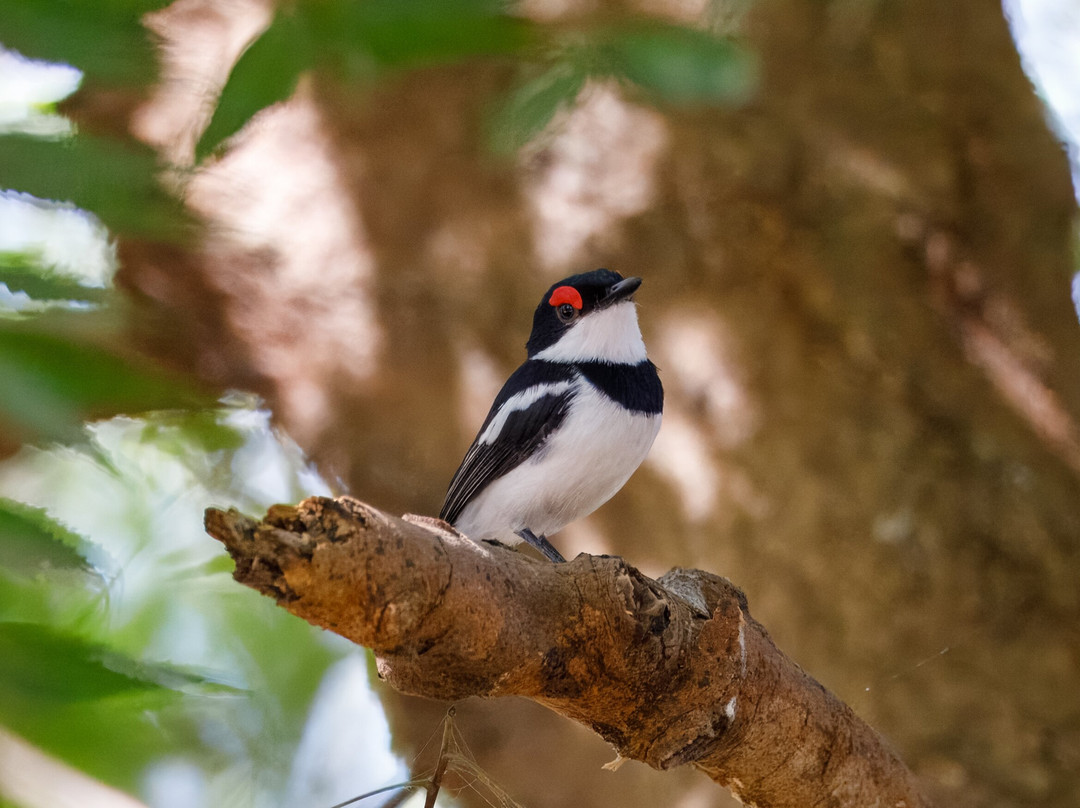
[[0, 135, 190, 240], [0, 405, 348, 802], [488, 63, 589, 154], [0, 2, 758, 804], [0, 252, 109, 305], [0, 497, 102, 576], [595, 23, 758, 105], [486, 20, 757, 152], [0, 317, 208, 443], [200, 0, 533, 158], [196, 2, 756, 157], [1, 3, 352, 798], [0, 0, 170, 86]]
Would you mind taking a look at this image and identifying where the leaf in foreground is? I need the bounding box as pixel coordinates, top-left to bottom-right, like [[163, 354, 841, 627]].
[[0, 0, 168, 87], [0, 621, 239, 789], [0, 320, 207, 442], [0, 252, 109, 305], [598, 23, 758, 105], [0, 497, 104, 578], [0, 134, 190, 241]]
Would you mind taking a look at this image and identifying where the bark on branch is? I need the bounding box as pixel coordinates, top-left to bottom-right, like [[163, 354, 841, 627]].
[[204, 496, 930, 808]]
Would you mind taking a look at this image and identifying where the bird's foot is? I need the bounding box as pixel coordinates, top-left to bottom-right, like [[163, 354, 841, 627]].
[[516, 528, 566, 563]]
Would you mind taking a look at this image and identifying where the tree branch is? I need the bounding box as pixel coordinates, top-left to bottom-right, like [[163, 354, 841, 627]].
[[205, 496, 930, 808]]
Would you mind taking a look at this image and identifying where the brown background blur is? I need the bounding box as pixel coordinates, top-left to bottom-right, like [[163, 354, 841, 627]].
[[88, 0, 1080, 805]]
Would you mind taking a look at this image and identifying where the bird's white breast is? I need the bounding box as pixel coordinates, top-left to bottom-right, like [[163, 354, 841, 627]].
[[453, 379, 661, 543]]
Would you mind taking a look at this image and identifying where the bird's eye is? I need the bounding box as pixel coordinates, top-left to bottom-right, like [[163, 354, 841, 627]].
[[548, 285, 583, 321]]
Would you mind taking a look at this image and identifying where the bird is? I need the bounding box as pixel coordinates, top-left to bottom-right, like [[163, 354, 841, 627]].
[[439, 268, 663, 562]]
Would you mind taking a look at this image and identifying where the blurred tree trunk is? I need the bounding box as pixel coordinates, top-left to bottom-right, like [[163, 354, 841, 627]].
[[92, 0, 1080, 806]]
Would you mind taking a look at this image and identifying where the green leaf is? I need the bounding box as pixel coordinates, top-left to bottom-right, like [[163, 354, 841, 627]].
[[199, 1, 533, 159], [190, 554, 236, 577], [0, 497, 104, 578], [598, 23, 758, 105], [488, 65, 586, 153], [0, 252, 110, 304], [196, 12, 312, 160], [0, 0, 170, 87], [3, 697, 185, 791], [0, 622, 174, 703], [310, 0, 531, 71], [0, 134, 190, 241], [139, 411, 248, 455], [0, 320, 206, 442], [0, 622, 239, 790], [0, 622, 242, 703]]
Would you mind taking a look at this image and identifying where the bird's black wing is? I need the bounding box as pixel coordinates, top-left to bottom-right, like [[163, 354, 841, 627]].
[[440, 361, 577, 526]]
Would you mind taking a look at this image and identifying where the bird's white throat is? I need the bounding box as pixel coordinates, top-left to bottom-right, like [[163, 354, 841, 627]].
[[533, 301, 647, 364]]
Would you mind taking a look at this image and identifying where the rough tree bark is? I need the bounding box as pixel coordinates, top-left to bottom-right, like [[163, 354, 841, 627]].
[[206, 496, 931, 808]]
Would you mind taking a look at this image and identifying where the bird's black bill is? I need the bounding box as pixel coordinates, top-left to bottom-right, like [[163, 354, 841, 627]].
[[516, 528, 567, 563], [598, 276, 642, 309]]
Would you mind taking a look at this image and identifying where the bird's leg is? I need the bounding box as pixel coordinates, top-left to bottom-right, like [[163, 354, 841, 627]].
[[516, 528, 566, 563]]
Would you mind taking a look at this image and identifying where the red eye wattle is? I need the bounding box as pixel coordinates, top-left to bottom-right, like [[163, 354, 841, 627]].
[[548, 286, 583, 310]]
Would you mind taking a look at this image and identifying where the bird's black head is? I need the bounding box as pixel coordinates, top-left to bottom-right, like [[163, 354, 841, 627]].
[[525, 268, 644, 360]]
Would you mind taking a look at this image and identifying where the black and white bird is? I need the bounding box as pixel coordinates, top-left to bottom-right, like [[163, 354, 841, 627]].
[[440, 269, 663, 562]]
